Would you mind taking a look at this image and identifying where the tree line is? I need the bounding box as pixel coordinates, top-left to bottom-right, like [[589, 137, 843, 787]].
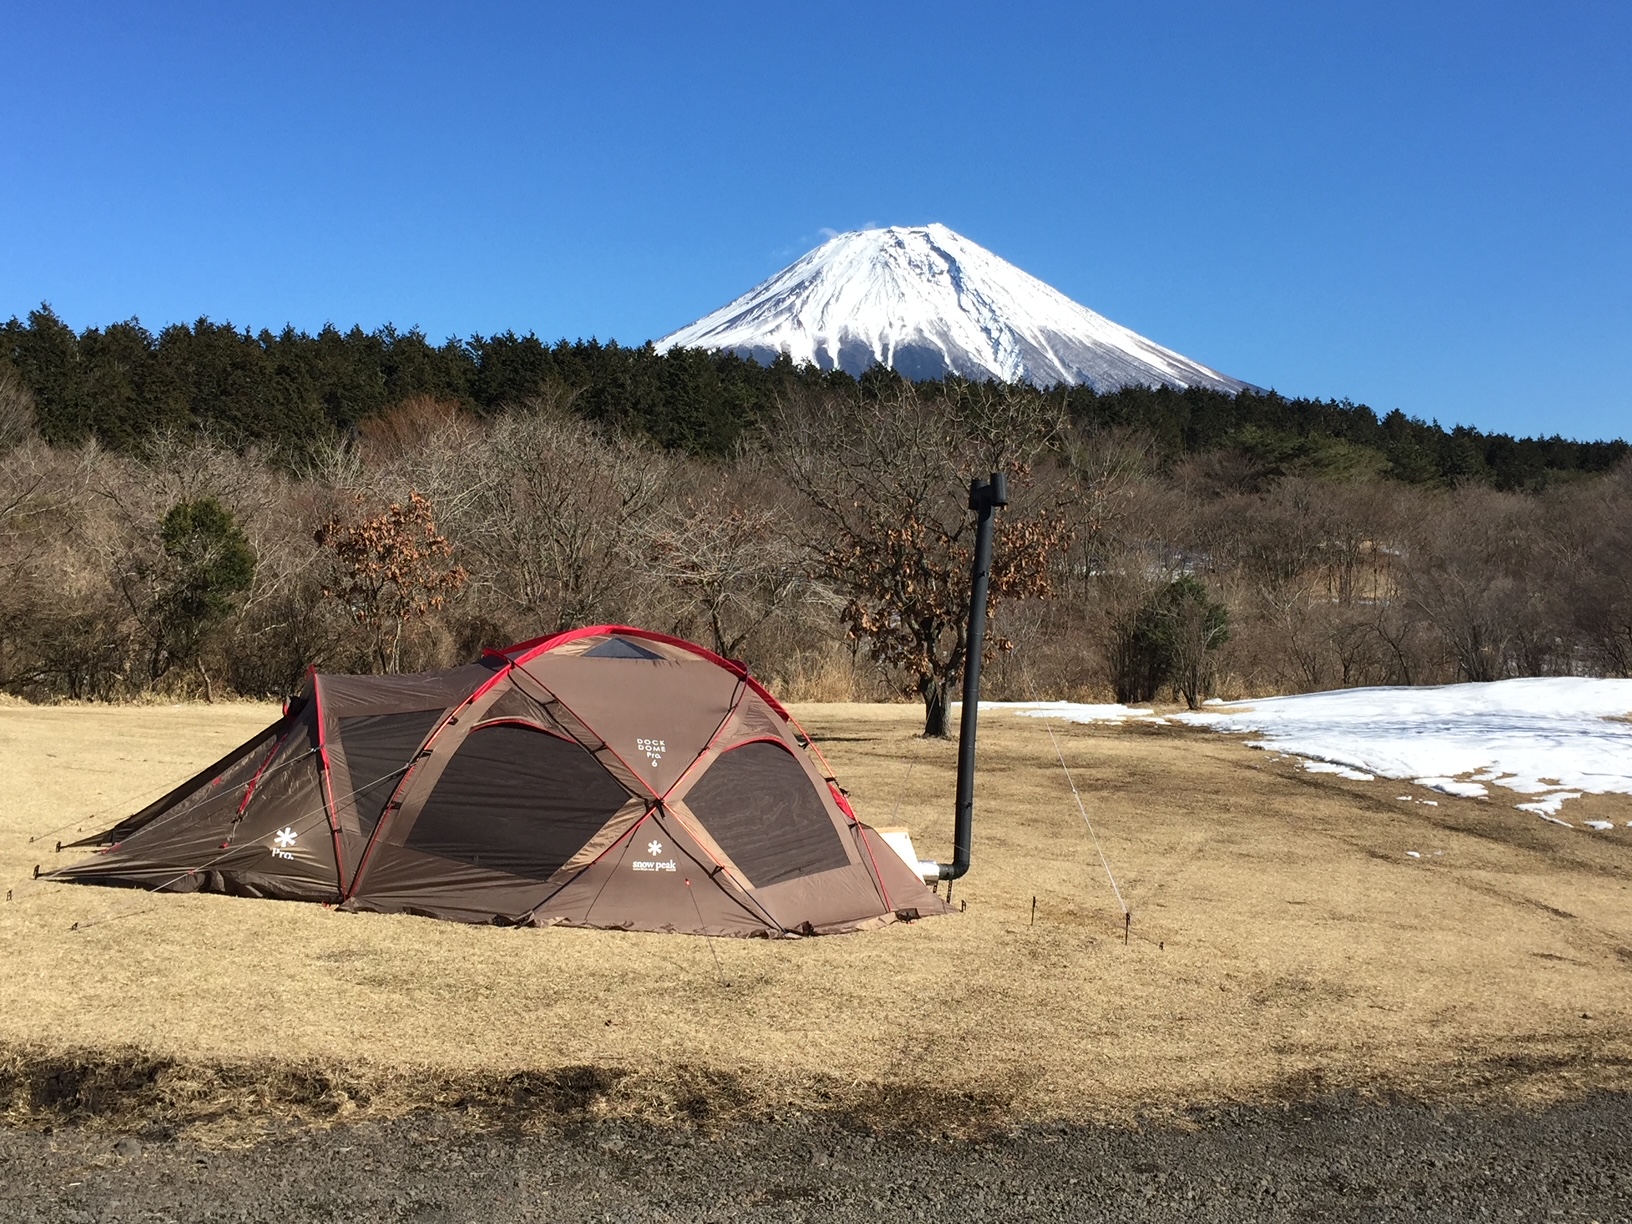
[[4, 306, 1625, 488], [2, 354, 1630, 734]]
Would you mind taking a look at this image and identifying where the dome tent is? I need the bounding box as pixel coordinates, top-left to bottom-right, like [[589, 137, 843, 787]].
[[51, 627, 947, 936]]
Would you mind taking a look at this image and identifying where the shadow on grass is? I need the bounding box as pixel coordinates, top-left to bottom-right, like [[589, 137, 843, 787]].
[[0, 1042, 1014, 1144]]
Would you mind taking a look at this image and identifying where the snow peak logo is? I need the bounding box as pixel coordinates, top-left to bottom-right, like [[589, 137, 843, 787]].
[[270, 827, 297, 860], [632, 839, 676, 873], [636, 737, 666, 768]]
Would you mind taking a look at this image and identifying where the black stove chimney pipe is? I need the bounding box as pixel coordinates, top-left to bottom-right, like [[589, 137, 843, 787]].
[[942, 471, 1007, 881]]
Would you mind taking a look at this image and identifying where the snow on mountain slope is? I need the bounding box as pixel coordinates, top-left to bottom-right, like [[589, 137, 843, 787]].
[[655, 224, 1255, 393]]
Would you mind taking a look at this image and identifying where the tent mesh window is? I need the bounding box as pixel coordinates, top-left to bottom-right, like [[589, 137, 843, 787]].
[[404, 725, 630, 880], [337, 709, 449, 839], [582, 637, 664, 660], [682, 742, 849, 887]]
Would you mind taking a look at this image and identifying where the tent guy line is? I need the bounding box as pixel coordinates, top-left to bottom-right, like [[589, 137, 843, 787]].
[[67, 747, 323, 858], [26, 764, 242, 846], [1046, 723, 1130, 942]]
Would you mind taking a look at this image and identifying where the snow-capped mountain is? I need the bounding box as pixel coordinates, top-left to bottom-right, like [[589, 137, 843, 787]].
[[655, 224, 1254, 393]]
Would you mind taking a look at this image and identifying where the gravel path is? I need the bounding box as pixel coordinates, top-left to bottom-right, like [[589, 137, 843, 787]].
[[3, 1093, 1629, 1222]]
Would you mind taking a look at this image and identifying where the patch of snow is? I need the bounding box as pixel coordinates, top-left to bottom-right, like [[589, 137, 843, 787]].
[[1585, 820, 1614, 831], [1303, 761, 1375, 782], [988, 678, 1632, 822], [1514, 793, 1582, 817], [992, 700, 1153, 722], [1406, 850, 1422, 859], [1414, 777, 1489, 799], [1160, 678, 1632, 819], [1420, 800, 1439, 807], [1538, 814, 1574, 828]]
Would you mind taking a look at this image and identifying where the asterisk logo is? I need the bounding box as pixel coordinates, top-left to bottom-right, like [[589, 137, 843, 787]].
[[274, 827, 297, 848], [647, 840, 663, 856]]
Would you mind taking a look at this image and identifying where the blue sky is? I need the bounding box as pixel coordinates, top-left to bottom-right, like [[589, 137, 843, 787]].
[[2, 1, 1628, 441]]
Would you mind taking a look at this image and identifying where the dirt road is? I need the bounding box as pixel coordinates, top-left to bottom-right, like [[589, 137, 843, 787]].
[[4, 1093, 1628, 1223]]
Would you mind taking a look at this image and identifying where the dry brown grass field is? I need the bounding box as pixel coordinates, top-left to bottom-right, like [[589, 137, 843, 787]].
[[2, 701, 1629, 1140]]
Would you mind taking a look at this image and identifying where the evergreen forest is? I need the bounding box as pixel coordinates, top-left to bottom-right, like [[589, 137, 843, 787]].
[[4, 306, 1624, 488]]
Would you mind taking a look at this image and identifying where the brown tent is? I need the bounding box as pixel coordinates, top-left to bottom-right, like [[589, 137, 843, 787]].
[[51, 626, 948, 936]]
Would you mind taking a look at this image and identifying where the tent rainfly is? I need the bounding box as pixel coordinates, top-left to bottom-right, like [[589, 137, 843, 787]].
[[50, 626, 948, 936]]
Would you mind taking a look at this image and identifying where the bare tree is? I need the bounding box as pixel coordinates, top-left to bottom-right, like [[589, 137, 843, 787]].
[[0, 365, 38, 453], [0, 441, 107, 694], [1163, 576, 1231, 708], [1397, 486, 1553, 682], [767, 381, 1069, 736], [1066, 473, 1197, 701], [315, 491, 468, 673], [462, 402, 671, 634], [636, 459, 832, 659], [1552, 460, 1632, 675]]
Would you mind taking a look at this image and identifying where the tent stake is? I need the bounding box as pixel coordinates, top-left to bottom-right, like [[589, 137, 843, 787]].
[[1047, 724, 1131, 945]]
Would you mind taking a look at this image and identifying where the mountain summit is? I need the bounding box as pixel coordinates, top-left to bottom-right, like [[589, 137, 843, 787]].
[[655, 224, 1254, 393]]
